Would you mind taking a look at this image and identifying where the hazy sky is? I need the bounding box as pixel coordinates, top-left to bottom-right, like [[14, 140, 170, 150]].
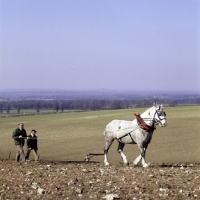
[[0, 0, 200, 92]]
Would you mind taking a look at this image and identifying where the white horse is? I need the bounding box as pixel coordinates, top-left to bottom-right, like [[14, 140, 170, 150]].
[[103, 104, 167, 167]]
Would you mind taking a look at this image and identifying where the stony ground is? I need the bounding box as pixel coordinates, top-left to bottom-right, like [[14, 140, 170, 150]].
[[0, 160, 200, 200]]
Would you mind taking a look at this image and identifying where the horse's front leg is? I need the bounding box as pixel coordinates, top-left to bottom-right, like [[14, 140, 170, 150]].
[[141, 147, 149, 168], [117, 142, 129, 165], [134, 144, 149, 168], [133, 154, 142, 166]]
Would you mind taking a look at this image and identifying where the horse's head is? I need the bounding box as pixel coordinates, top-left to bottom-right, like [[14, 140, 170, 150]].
[[140, 104, 167, 128], [153, 104, 167, 127]]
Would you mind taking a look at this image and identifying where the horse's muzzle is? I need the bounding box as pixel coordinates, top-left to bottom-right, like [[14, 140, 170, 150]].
[[161, 122, 167, 127]]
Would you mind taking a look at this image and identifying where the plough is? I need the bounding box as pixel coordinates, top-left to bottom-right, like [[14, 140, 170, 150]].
[[84, 153, 104, 161]]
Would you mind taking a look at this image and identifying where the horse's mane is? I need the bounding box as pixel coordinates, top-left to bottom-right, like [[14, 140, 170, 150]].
[[140, 106, 155, 118]]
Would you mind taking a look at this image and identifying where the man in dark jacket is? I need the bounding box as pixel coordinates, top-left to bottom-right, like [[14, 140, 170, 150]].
[[12, 123, 27, 162], [25, 129, 38, 162]]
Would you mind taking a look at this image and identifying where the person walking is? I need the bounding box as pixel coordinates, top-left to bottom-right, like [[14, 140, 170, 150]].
[[12, 123, 27, 162], [25, 129, 38, 162]]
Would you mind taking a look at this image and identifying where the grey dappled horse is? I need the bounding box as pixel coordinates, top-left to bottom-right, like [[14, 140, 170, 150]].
[[103, 104, 167, 167]]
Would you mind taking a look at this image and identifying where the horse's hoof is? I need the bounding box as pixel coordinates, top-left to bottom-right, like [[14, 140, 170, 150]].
[[124, 162, 129, 166], [142, 163, 149, 168], [133, 161, 139, 166], [104, 162, 110, 166]]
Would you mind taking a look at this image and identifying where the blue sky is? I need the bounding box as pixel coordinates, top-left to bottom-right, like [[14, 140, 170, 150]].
[[0, 0, 200, 92]]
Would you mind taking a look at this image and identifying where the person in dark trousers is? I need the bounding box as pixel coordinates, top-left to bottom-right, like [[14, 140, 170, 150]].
[[12, 123, 27, 162], [25, 129, 38, 162]]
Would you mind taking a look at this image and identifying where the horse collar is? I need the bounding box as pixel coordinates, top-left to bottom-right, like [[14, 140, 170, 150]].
[[134, 113, 155, 132]]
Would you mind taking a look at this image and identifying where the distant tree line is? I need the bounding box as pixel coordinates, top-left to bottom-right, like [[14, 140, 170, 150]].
[[0, 97, 200, 114]]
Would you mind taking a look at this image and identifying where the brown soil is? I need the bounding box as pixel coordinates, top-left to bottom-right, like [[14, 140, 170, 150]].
[[0, 160, 200, 200]]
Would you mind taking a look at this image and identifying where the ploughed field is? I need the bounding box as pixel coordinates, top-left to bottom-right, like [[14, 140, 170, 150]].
[[0, 160, 200, 200]]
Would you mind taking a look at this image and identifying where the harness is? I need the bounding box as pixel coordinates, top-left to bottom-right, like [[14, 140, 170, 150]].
[[117, 109, 166, 143], [117, 114, 155, 144], [118, 131, 136, 143]]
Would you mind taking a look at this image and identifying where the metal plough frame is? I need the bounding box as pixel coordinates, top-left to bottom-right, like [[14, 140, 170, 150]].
[[84, 153, 104, 161]]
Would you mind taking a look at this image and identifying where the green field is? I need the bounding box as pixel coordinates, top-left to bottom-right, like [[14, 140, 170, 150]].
[[0, 106, 200, 164]]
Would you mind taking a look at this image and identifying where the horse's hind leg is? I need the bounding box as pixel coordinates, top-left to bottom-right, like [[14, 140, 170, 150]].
[[117, 142, 129, 165], [104, 131, 114, 166]]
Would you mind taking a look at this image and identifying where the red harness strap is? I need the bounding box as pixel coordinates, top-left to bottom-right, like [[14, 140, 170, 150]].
[[134, 113, 154, 131]]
